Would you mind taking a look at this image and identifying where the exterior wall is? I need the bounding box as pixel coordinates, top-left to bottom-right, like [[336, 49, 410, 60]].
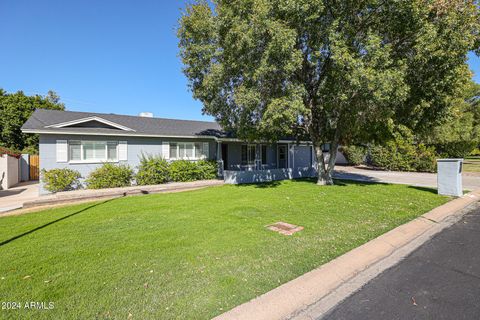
[[39, 134, 218, 194], [0, 154, 20, 190], [224, 167, 316, 184]]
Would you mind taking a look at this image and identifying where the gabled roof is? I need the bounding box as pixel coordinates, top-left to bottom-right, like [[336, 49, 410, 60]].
[[22, 109, 229, 139]]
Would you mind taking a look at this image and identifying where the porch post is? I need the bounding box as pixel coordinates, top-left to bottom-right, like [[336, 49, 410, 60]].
[[255, 143, 261, 170], [217, 141, 224, 177]]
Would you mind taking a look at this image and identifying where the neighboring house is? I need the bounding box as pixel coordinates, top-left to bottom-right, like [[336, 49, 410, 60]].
[[21, 109, 346, 193]]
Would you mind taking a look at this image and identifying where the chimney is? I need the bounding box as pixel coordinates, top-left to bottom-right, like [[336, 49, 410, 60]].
[[139, 112, 153, 118]]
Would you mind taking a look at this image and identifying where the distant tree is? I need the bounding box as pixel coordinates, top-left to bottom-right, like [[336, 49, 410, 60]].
[[422, 80, 480, 157], [0, 90, 65, 152], [179, 0, 479, 184]]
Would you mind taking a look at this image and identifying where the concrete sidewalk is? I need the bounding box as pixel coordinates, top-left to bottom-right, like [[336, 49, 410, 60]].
[[334, 166, 480, 190], [323, 205, 480, 320], [1, 179, 224, 217], [214, 190, 480, 320], [0, 181, 39, 213]]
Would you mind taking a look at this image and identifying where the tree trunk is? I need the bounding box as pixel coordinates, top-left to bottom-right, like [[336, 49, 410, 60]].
[[314, 139, 338, 186]]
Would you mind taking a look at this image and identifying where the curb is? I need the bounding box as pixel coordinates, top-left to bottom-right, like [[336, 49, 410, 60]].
[[213, 190, 480, 320]]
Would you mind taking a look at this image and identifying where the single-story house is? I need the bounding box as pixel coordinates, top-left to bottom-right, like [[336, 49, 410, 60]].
[[21, 109, 346, 193]]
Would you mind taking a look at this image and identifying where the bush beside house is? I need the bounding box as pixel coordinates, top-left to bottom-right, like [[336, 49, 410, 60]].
[[41, 168, 82, 193], [86, 163, 134, 189], [41, 157, 219, 192], [136, 154, 170, 185]]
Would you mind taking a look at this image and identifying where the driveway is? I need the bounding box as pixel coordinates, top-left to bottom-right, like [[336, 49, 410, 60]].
[[334, 166, 480, 191], [324, 205, 480, 320], [0, 181, 39, 213]]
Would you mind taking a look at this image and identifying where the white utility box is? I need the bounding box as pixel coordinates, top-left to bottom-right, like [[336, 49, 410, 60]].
[[437, 159, 463, 197]]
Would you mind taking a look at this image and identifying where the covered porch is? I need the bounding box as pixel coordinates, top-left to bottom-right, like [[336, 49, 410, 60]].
[[215, 140, 322, 184]]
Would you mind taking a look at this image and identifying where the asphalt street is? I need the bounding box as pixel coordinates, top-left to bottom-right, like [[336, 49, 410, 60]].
[[323, 205, 480, 320]]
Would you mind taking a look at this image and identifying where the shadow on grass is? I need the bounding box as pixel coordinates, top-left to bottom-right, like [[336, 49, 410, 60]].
[[0, 199, 115, 247], [233, 177, 388, 189], [407, 185, 438, 195]]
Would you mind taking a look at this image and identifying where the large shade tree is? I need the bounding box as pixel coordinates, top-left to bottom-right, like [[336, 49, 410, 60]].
[[0, 90, 65, 152], [178, 0, 479, 184]]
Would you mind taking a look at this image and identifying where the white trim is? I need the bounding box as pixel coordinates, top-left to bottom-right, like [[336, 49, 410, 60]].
[[68, 140, 119, 163], [56, 140, 68, 162], [45, 116, 136, 132], [22, 128, 312, 144], [118, 141, 127, 161], [22, 129, 218, 140], [168, 141, 209, 160]]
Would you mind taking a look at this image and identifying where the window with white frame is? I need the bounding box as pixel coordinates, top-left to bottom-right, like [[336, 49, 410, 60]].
[[241, 144, 256, 165], [69, 140, 118, 162], [169, 142, 208, 160]]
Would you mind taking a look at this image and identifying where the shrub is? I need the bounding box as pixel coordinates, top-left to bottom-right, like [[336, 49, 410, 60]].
[[470, 148, 480, 156], [434, 140, 478, 158], [86, 163, 133, 189], [414, 144, 437, 173], [368, 125, 437, 172], [41, 168, 82, 193], [136, 154, 170, 185], [340, 145, 366, 165], [168, 160, 200, 182], [195, 160, 218, 180]]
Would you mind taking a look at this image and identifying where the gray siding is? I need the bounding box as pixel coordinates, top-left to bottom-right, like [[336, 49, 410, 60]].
[[39, 134, 217, 194]]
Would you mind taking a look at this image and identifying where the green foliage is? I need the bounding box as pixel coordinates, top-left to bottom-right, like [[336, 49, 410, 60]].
[[369, 125, 436, 172], [420, 80, 480, 158], [168, 160, 200, 182], [195, 160, 218, 180], [178, 0, 479, 183], [21, 145, 38, 155], [168, 160, 217, 182], [0, 89, 65, 151], [136, 154, 170, 185], [340, 146, 366, 166], [86, 163, 133, 189], [41, 168, 81, 193], [470, 149, 480, 156]]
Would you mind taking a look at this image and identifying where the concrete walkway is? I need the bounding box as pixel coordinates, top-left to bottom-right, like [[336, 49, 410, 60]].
[[334, 166, 480, 191], [323, 205, 480, 320], [1, 179, 224, 216], [0, 181, 39, 213]]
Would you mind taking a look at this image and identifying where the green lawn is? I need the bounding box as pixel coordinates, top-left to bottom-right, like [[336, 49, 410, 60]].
[[464, 156, 480, 173], [0, 180, 449, 319]]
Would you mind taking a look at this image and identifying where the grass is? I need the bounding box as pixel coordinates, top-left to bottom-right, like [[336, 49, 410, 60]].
[[464, 156, 480, 173], [0, 179, 449, 319]]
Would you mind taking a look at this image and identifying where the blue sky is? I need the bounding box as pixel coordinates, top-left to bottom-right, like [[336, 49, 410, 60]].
[[1, 0, 480, 122]]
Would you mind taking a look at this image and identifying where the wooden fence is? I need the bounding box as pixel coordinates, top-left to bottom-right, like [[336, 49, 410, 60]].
[[29, 155, 39, 180]]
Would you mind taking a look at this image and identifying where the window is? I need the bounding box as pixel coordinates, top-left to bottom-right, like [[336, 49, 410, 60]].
[[241, 144, 256, 165], [68, 140, 118, 162], [261, 145, 267, 165], [169, 142, 208, 160]]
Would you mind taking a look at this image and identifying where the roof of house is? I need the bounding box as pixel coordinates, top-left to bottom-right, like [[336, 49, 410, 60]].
[[22, 109, 230, 139]]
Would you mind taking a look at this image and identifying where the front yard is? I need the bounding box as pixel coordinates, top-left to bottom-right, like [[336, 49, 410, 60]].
[[0, 179, 448, 319], [464, 156, 480, 173]]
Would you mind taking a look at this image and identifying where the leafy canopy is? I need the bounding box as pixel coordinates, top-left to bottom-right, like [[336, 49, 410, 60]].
[[0, 90, 65, 152], [178, 0, 479, 182]]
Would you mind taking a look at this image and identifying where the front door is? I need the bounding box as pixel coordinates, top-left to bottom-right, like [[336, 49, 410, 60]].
[[278, 145, 287, 169], [221, 144, 228, 170]]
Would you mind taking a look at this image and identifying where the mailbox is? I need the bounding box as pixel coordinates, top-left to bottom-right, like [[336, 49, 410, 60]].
[[437, 159, 463, 197]]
